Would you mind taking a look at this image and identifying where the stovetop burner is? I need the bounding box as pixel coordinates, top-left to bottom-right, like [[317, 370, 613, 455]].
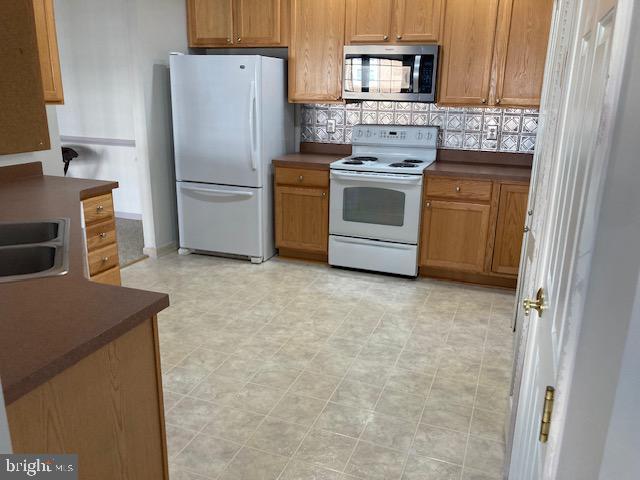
[[343, 159, 364, 165], [352, 156, 378, 162], [389, 162, 416, 168], [403, 159, 424, 164]]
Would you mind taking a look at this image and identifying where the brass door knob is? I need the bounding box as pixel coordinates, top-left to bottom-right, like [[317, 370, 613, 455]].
[[496, 98, 501, 104], [426, 202, 431, 207], [481, 98, 487, 104], [226, 38, 231, 43], [396, 35, 402, 40], [455, 186, 461, 192], [98, 232, 107, 238], [101, 256, 110, 263], [383, 35, 389, 40], [298, 175, 303, 182], [96, 205, 104, 212], [237, 37, 241, 42], [321, 192, 326, 197], [523, 288, 546, 316]]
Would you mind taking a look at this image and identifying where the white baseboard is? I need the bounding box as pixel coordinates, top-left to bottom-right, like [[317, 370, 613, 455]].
[[115, 211, 143, 220], [143, 241, 177, 259]]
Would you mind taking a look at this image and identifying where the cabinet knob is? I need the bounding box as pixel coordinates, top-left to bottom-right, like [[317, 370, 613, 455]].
[[321, 192, 327, 197], [297, 175, 303, 182], [98, 232, 107, 239], [226, 37, 231, 43], [96, 205, 104, 212], [383, 35, 388, 41], [426, 202, 431, 208], [496, 98, 501, 104], [101, 256, 110, 263], [396, 34, 402, 40], [481, 98, 487, 104], [455, 186, 461, 192], [528, 209, 534, 216], [237, 37, 241, 42]]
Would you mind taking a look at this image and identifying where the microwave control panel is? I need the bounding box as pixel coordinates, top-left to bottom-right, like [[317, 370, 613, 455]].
[[352, 125, 437, 148]]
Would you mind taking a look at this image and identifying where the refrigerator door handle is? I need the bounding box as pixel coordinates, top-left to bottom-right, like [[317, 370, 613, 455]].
[[181, 185, 255, 198], [249, 80, 257, 171]]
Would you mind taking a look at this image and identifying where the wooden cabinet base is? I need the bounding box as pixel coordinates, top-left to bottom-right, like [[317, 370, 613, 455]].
[[7, 317, 169, 480], [420, 266, 517, 289], [278, 247, 328, 262]]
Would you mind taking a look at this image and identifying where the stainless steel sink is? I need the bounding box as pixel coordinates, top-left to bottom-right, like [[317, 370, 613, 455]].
[[0, 220, 61, 246], [0, 219, 69, 283]]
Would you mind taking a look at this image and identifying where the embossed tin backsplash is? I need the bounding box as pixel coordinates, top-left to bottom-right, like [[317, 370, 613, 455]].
[[300, 102, 538, 153]]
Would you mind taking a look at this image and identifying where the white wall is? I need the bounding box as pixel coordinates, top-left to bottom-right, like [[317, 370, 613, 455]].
[[54, 0, 142, 217], [0, 106, 63, 176], [126, 0, 187, 253]]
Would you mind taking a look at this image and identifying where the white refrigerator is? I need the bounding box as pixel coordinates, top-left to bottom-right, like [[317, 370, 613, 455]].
[[170, 54, 294, 263]]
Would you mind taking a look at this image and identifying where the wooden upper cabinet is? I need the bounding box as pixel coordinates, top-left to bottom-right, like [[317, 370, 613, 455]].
[[289, 0, 345, 103], [188, 0, 234, 46], [493, 0, 554, 107], [394, 0, 442, 43], [33, 0, 63, 104], [420, 199, 491, 272], [345, 0, 394, 44], [234, 0, 287, 46], [438, 0, 500, 105], [187, 0, 287, 47], [492, 183, 529, 275]]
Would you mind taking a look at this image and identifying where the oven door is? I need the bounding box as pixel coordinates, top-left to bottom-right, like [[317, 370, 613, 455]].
[[342, 45, 438, 102], [330, 170, 423, 244]]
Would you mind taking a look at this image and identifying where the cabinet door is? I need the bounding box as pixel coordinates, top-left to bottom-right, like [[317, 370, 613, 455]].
[[33, 0, 63, 104], [289, 0, 346, 103], [492, 184, 528, 275], [420, 199, 491, 272], [438, 0, 499, 105], [345, 0, 393, 44], [275, 186, 329, 253], [234, 0, 286, 46], [187, 0, 234, 47], [394, 0, 442, 43], [493, 0, 553, 107]]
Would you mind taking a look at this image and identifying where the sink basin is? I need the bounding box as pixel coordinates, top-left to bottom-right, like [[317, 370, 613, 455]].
[[0, 246, 57, 276], [0, 221, 60, 247], [0, 218, 69, 283]]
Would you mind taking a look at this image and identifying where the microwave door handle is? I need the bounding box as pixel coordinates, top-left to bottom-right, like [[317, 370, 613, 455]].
[[413, 55, 422, 94]]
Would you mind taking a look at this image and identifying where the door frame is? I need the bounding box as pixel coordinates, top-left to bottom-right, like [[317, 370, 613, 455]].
[[508, 0, 637, 476]]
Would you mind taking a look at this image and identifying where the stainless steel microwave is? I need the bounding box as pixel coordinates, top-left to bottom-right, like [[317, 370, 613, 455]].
[[342, 45, 439, 102]]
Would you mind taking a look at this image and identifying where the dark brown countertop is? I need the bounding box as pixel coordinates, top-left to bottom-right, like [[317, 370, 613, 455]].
[[425, 161, 531, 182], [0, 163, 169, 404], [272, 153, 344, 170]]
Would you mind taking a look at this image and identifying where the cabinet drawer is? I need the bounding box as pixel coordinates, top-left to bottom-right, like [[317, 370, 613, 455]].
[[91, 265, 121, 286], [275, 167, 329, 188], [88, 243, 119, 276], [425, 176, 492, 202], [85, 219, 117, 252], [83, 193, 115, 225]]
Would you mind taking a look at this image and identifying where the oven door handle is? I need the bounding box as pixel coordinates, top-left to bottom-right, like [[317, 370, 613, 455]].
[[331, 236, 416, 250], [331, 170, 423, 185]]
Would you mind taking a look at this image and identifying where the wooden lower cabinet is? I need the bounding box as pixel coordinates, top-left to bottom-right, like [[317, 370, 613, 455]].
[[420, 175, 529, 288], [7, 317, 169, 479], [420, 200, 491, 272], [492, 183, 529, 275], [274, 167, 329, 260], [82, 191, 122, 285]]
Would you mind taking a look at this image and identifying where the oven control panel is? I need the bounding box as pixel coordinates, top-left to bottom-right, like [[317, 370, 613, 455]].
[[352, 125, 438, 148]]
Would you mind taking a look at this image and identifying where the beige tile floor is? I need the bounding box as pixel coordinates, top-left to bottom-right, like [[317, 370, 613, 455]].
[[122, 253, 516, 480]]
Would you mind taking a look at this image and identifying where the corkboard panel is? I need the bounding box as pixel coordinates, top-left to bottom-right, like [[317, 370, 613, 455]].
[[0, 0, 50, 155]]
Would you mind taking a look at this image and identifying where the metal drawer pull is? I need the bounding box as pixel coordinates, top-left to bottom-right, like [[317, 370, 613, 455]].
[[383, 35, 388, 40], [426, 202, 431, 207], [396, 35, 402, 40], [321, 192, 326, 197], [98, 232, 107, 239], [455, 186, 461, 192], [298, 175, 304, 182], [96, 205, 104, 212]]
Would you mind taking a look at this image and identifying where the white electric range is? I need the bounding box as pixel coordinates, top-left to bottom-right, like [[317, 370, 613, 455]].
[[329, 125, 438, 276]]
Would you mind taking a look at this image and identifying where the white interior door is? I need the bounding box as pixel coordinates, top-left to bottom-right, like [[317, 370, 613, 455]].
[[509, 0, 630, 478]]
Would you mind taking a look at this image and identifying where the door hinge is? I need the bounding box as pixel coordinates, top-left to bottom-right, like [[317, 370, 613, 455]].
[[539, 386, 555, 443]]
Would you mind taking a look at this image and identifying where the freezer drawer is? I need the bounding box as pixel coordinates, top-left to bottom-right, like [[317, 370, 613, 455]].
[[177, 182, 263, 258]]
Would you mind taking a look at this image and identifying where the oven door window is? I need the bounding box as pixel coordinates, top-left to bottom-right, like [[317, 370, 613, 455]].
[[343, 187, 405, 226]]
